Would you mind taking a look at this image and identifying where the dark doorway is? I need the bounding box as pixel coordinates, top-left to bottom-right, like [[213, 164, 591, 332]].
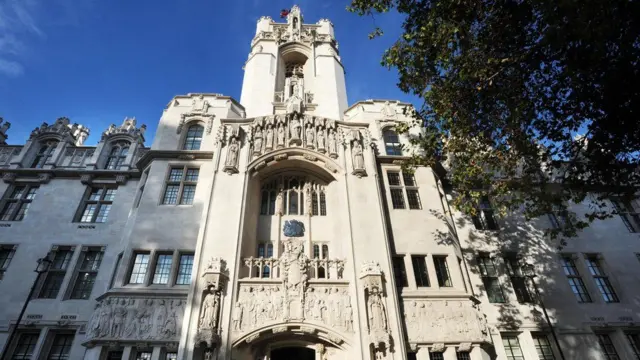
[[270, 347, 315, 360]]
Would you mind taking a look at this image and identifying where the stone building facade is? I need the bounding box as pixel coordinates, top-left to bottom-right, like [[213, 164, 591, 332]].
[[1, 5, 640, 360]]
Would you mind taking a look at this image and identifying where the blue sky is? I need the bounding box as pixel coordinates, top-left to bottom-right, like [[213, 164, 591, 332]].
[[0, 0, 420, 146]]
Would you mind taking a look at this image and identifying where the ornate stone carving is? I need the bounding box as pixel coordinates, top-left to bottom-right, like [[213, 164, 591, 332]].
[[80, 174, 94, 185], [283, 220, 305, 237], [458, 343, 472, 352], [197, 285, 222, 347], [102, 118, 146, 144], [86, 296, 186, 342], [235, 241, 353, 337], [30, 117, 90, 146], [431, 343, 446, 353], [224, 134, 240, 174], [206, 117, 214, 134], [0, 147, 18, 164], [38, 173, 53, 184], [381, 101, 397, 119], [403, 300, 490, 343], [360, 261, 391, 350], [351, 139, 367, 177]]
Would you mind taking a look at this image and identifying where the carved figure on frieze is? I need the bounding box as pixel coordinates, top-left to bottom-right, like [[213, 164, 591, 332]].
[[345, 301, 354, 331], [317, 128, 326, 152], [253, 125, 263, 155], [87, 303, 101, 338], [382, 101, 397, 119], [98, 298, 113, 337], [305, 123, 315, 148], [277, 124, 286, 148], [153, 299, 168, 339], [232, 301, 243, 331], [289, 116, 302, 145], [265, 124, 274, 150], [328, 129, 338, 158]]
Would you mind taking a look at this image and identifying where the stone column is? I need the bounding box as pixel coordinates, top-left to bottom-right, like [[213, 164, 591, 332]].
[[84, 346, 103, 360], [151, 346, 163, 360], [122, 345, 134, 360], [443, 347, 457, 360]]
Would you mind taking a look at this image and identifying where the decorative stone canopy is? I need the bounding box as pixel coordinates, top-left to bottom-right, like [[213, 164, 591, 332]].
[[30, 117, 90, 146], [101, 117, 146, 144]]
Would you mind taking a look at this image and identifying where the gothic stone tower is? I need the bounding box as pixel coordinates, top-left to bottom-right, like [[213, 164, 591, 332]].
[[81, 5, 491, 360]]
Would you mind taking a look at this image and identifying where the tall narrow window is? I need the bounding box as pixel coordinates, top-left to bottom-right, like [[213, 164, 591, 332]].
[[502, 335, 524, 360], [560, 255, 591, 303], [611, 197, 640, 233], [165, 353, 178, 360], [152, 253, 173, 285], [319, 192, 327, 215], [104, 144, 129, 170], [70, 247, 103, 299], [183, 124, 204, 150], [31, 140, 58, 168], [129, 252, 150, 284], [392, 256, 408, 288], [0, 245, 16, 280], [109, 253, 123, 289], [532, 334, 556, 360], [257, 243, 274, 278], [383, 129, 402, 156], [504, 253, 532, 303], [162, 167, 199, 205], [626, 333, 640, 359], [429, 352, 444, 360], [472, 195, 499, 230], [548, 205, 571, 229], [46, 334, 74, 360], [0, 184, 38, 221], [38, 247, 73, 299], [456, 352, 471, 360], [134, 168, 150, 208], [477, 254, 505, 303], [411, 256, 430, 287], [585, 255, 619, 303], [597, 334, 620, 360], [107, 351, 123, 360], [77, 186, 116, 223], [433, 256, 452, 287], [11, 333, 40, 360], [175, 253, 194, 285]]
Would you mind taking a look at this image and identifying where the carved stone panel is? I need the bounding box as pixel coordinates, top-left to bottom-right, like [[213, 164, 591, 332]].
[[86, 296, 186, 343], [403, 300, 490, 343]]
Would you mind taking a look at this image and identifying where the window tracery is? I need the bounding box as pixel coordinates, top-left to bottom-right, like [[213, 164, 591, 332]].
[[104, 142, 130, 170], [259, 175, 327, 216], [31, 140, 59, 168]]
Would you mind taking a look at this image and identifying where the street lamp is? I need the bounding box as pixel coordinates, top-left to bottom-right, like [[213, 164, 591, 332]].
[[0, 255, 52, 360], [522, 263, 566, 360]]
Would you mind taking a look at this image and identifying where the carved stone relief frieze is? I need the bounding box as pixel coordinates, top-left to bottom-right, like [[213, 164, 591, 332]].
[[403, 300, 490, 343], [234, 238, 353, 338], [248, 115, 339, 161], [86, 296, 186, 342]]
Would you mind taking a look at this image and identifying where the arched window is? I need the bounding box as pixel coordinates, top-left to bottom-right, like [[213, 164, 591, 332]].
[[259, 175, 327, 216], [104, 144, 129, 170], [322, 244, 329, 259], [31, 140, 58, 168], [383, 129, 402, 156], [183, 124, 204, 150]]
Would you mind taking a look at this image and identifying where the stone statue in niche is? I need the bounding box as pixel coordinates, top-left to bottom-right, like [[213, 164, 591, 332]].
[[368, 288, 387, 331], [289, 117, 302, 145], [328, 130, 338, 158], [352, 141, 366, 176], [253, 126, 263, 155], [199, 286, 221, 331], [265, 124, 274, 150], [317, 129, 326, 152], [232, 302, 243, 331], [382, 101, 396, 118], [277, 124, 286, 148], [225, 137, 239, 168], [305, 123, 315, 148]]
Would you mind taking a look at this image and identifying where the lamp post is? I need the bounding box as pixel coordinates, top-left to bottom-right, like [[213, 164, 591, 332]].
[[522, 263, 566, 360], [0, 255, 52, 360]]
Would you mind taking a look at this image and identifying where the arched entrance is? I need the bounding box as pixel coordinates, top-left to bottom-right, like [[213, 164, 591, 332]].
[[270, 346, 315, 360]]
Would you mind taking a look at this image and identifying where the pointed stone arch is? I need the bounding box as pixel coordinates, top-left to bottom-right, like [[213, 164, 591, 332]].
[[232, 322, 351, 350], [247, 147, 343, 181]]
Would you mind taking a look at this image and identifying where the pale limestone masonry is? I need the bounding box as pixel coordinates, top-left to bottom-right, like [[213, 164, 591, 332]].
[[1, 5, 640, 360]]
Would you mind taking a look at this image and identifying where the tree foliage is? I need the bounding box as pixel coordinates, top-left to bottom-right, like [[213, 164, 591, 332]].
[[349, 0, 640, 241]]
